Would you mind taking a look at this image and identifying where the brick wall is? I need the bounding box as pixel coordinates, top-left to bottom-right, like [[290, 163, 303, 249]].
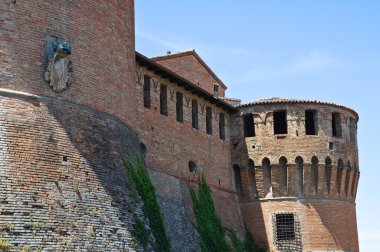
[[0, 0, 136, 126], [135, 65, 245, 248], [154, 53, 226, 97], [0, 91, 143, 250]]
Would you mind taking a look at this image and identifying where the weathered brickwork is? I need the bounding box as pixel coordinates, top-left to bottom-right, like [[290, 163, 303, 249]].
[[241, 200, 359, 252], [0, 0, 136, 126], [231, 100, 360, 252], [135, 63, 245, 249], [0, 91, 143, 250], [153, 51, 227, 97], [1, 0, 361, 251]]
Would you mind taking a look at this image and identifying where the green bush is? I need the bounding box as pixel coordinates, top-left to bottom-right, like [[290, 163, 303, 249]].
[[190, 174, 266, 252], [123, 157, 170, 252], [190, 175, 230, 252]]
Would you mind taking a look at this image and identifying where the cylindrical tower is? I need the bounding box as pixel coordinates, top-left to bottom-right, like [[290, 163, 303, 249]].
[[231, 98, 360, 252], [0, 0, 141, 250]]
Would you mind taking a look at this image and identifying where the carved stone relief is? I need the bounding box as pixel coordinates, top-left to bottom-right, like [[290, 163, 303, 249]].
[[44, 38, 72, 93]]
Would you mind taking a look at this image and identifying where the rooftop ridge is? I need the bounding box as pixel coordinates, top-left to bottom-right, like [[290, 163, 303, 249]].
[[238, 97, 359, 120]]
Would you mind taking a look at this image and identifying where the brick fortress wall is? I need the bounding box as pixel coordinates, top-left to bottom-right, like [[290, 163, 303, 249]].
[[0, 0, 143, 250], [134, 62, 245, 251], [231, 101, 360, 252]]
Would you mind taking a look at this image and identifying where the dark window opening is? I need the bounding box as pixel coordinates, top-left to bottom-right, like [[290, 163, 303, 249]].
[[274, 110, 287, 135], [219, 113, 225, 140], [244, 114, 255, 137], [63, 156, 68, 162], [213, 84, 220, 92], [233, 165, 243, 199], [328, 142, 334, 150], [176, 92, 183, 123], [275, 214, 295, 241], [160, 85, 168, 116], [305, 110, 318, 135], [332, 112, 342, 137], [188, 161, 197, 173], [143, 75, 151, 108], [192, 100, 198, 129], [206, 107, 212, 135]]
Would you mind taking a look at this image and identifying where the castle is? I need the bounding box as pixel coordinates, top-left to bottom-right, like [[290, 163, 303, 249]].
[[0, 1, 359, 251]]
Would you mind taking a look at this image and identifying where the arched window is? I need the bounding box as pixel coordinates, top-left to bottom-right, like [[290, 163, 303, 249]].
[[279, 157, 288, 196], [311, 156, 319, 195], [295, 156, 304, 196], [233, 164, 243, 199], [344, 161, 352, 197], [262, 158, 272, 198], [325, 157, 332, 194], [248, 159, 257, 199], [336, 158, 344, 195]]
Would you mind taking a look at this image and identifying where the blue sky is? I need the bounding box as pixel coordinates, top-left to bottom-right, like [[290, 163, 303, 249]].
[[135, 1, 380, 251]]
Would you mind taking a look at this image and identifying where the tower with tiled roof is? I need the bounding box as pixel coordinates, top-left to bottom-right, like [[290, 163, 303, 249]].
[[231, 98, 360, 252]]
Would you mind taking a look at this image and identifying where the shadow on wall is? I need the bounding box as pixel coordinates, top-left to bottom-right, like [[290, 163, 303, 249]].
[[0, 90, 145, 250]]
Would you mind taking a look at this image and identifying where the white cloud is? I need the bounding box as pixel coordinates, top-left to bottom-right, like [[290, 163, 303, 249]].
[[242, 48, 338, 82], [136, 30, 187, 51]]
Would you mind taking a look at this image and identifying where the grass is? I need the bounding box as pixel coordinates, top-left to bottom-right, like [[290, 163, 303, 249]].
[[0, 240, 12, 251]]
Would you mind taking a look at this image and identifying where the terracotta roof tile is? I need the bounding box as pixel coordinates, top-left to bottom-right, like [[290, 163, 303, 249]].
[[238, 97, 359, 120]]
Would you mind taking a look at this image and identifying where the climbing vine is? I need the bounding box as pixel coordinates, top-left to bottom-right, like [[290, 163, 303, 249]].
[[190, 174, 266, 252], [123, 156, 171, 252]]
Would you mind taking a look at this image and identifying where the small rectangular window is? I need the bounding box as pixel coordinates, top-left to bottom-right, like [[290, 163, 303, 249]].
[[206, 107, 212, 135], [243, 114, 255, 137], [332, 112, 342, 137], [176, 92, 183, 123], [160, 84, 168, 116], [214, 84, 219, 92], [143, 75, 151, 108], [219, 113, 225, 140], [192, 100, 198, 129], [276, 213, 295, 241], [274, 110, 287, 135], [305, 110, 318, 135]]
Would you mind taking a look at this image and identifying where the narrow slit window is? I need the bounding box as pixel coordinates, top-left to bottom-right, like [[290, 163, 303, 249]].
[[332, 112, 342, 137], [160, 84, 168, 116], [219, 113, 225, 140], [143, 75, 151, 108], [192, 100, 198, 129], [206, 107, 212, 135], [244, 114, 255, 137], [305, 110, 318, 135], [176, 92, 183, 123], [274, 110, 287, 135]]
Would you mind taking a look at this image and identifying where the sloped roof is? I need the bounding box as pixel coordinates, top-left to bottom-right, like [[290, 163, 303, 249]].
[[135, 51, 237, 113], [152, 50, 227, 90], [238, 97, 359, 121]]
